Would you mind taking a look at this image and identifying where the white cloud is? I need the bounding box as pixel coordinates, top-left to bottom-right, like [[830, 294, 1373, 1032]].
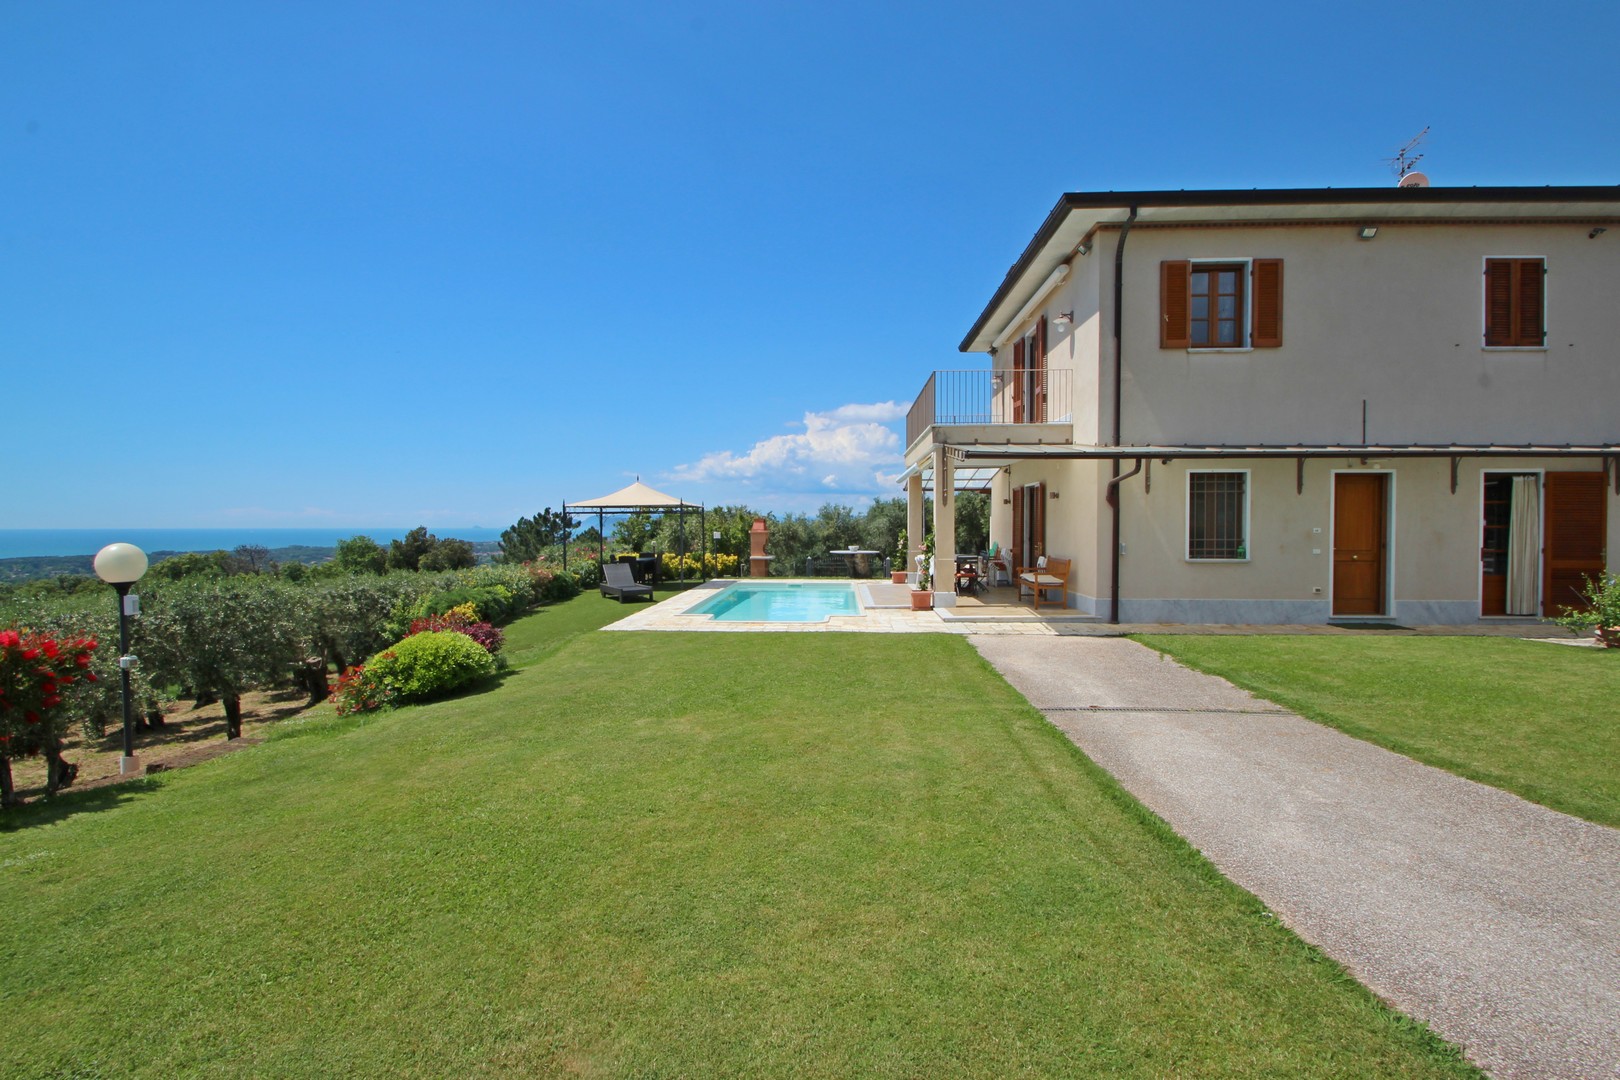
[[669, 401, 908, 499]]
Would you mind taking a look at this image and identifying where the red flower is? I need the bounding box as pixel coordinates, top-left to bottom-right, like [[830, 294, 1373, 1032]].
[[42, 640, 59, 659], [24, 711, 40, 724], [21, 648, 39, 660], [0, 630, 17, 648], [85, 672, 98, 683]]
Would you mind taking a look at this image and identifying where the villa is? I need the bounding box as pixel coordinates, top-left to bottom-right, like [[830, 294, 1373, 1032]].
[[903, 183, 1620, 624]]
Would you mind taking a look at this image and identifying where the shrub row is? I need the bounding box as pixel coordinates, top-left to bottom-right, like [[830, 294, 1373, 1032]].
[[0, 559, 586, 766]]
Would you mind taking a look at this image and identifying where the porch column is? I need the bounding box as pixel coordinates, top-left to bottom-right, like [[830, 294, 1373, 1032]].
[[906, 471, 925, 575], [931, 446, 956, 605]]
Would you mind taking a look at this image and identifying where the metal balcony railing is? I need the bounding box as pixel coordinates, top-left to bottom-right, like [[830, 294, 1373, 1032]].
[[905, 369, 1073, 447]]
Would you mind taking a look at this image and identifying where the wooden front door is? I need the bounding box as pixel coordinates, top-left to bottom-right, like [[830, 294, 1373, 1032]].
[[1333, 474, 1388, 616], [1542, 472, 1608, 616]]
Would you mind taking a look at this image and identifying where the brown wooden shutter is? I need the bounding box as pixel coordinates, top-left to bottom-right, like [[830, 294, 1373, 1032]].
[[1035, 316, 1048, 421], [1160, 260, 1190, 348], [1484, 260, 1515, 346], [1011, 338, 1025, 423], [1251, 259, 1283, 347], [1517, 259, 1545, 346], [1011, 487, 1025, 566], [1542, 472, 1608, 616]]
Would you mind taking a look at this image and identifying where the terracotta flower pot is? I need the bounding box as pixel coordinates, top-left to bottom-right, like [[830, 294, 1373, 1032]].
[[1596, 626, 1620, 649], [909, 590, 934, 611], [891, 571, 908, 584]]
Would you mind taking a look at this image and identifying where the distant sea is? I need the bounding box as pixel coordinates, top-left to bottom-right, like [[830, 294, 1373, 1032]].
[[0, 528, 506, 560]]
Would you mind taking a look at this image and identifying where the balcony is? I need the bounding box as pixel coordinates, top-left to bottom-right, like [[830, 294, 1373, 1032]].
[[905, 368, 1074, 451]]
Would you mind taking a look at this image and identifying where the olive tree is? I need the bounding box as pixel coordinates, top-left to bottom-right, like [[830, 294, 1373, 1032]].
[[139, 577, 303, 739]]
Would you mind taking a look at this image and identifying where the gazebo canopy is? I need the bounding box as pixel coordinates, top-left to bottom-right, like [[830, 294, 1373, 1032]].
[[569, 479, 701, 511]]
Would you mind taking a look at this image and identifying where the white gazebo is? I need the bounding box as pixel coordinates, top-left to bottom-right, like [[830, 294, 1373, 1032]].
[[563, 479, 706, 581]]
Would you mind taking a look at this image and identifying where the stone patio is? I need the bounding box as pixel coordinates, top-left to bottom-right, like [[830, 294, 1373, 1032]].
[[600, 579, 1588, 640]]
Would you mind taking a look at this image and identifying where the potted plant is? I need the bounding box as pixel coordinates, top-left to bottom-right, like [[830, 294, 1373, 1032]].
[[1551, 569, 1620, 647], [910, 533, 935, 610], [892, 528, 909, 584]]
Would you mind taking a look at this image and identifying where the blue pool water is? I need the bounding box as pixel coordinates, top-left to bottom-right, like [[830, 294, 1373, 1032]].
[[687, 582, 861, 622]]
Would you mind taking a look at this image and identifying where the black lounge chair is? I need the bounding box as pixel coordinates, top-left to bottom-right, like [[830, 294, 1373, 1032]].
[[601, 561, 654, 603]]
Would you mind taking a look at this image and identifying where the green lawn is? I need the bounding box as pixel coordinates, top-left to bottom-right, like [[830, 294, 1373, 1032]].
[[0, 599, 1477, 1078], [1135, 635, 1620, 828]]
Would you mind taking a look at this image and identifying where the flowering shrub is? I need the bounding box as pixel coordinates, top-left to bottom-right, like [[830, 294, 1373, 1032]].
[[412, 584, 517, 624], [330, 663, 392, 716], [0, 627, 99, 803], [519, 561, 582, 603], [660, 552, 741, 578], [364, 632, 496, 702], [405, 610, 504, 655]]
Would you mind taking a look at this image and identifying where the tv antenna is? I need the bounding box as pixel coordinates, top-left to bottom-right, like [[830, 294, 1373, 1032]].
[[1385, 127, 1429, 179]]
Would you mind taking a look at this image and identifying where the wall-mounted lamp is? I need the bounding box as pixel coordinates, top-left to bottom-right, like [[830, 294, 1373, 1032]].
[[1075, 241, 1092, 256], [1053, 311, 1074, 329], [1357, 226, 1379, 240], [1048, 490, 1059, 500], [1591, 227, 1609, 239]]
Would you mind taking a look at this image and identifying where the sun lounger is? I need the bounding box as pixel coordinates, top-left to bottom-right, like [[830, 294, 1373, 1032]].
[[601, 561, 654, 603]]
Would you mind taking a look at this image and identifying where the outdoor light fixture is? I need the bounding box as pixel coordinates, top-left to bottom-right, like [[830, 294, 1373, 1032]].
[[1591, 227, 1608, 239], [1358, 226, 1379, 240], [93, 543, 148, 775], [1075, 241, 1092, 256], [1054, 311, 1074, 328]]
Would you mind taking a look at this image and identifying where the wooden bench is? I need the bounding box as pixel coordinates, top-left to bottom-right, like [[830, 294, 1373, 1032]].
[[1016, 557, 1071, 611]]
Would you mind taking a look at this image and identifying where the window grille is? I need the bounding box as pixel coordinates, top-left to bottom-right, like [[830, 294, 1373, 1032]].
[[1189, 473, 1247, 560]]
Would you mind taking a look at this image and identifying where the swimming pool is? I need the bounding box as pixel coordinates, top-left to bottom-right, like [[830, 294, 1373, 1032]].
[[686, 581, 862, 623]]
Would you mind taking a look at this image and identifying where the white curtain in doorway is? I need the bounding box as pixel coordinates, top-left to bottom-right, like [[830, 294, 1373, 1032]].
[[1506, 476, 1540, 616]]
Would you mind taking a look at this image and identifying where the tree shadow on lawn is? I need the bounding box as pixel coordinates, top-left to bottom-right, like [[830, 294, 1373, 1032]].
[[1, 777, 163, 833]]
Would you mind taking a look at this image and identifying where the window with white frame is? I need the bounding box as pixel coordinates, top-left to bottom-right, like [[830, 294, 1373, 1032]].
[[1160, 259, 1283, 350], [1187, 471, 1249, 560]]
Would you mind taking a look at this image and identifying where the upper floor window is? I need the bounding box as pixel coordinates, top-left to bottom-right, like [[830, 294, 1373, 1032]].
[[1161, 259, 1283, 350], [1190, 264, 1245, 347], [1011, 316, 1047, 423], [1484, 258, 1545, 347]]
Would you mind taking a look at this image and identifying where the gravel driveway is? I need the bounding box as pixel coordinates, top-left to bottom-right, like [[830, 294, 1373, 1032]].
[[972, 635, 1620, 1080]]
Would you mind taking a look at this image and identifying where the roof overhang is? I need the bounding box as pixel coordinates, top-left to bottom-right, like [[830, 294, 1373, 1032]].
[[946, 442, 1620, 463], [960, 185, 1620, 354]]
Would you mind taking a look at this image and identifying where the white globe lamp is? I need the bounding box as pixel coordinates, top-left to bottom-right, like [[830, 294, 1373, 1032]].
[[93, 543, 148, 775]]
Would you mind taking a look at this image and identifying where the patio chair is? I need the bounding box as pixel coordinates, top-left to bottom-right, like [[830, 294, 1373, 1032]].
[[1016, 556, 1071, 611], [601, 561, 654, 603], [955, 556, 984, 596]]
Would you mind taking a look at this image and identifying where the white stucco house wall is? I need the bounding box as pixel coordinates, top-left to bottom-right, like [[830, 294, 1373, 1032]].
[[903, 184, 1619, 624]]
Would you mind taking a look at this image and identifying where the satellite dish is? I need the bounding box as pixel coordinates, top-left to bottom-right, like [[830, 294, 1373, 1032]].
[[1398, 171, 1430, 188]]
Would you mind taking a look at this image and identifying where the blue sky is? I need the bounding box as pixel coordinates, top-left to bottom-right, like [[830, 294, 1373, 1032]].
[[5, 1, 1617, 529]]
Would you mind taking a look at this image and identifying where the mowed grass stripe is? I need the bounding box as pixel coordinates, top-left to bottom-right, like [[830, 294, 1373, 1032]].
[[2, 616, 1476, 1077], [1136, 635, 1620, 828]]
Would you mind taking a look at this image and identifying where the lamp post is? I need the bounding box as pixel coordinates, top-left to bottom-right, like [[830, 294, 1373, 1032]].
[[93, 543, 148, 776]]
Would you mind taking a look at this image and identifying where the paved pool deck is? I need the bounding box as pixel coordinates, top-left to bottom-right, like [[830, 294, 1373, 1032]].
[[602, 579, 1588, 641]]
